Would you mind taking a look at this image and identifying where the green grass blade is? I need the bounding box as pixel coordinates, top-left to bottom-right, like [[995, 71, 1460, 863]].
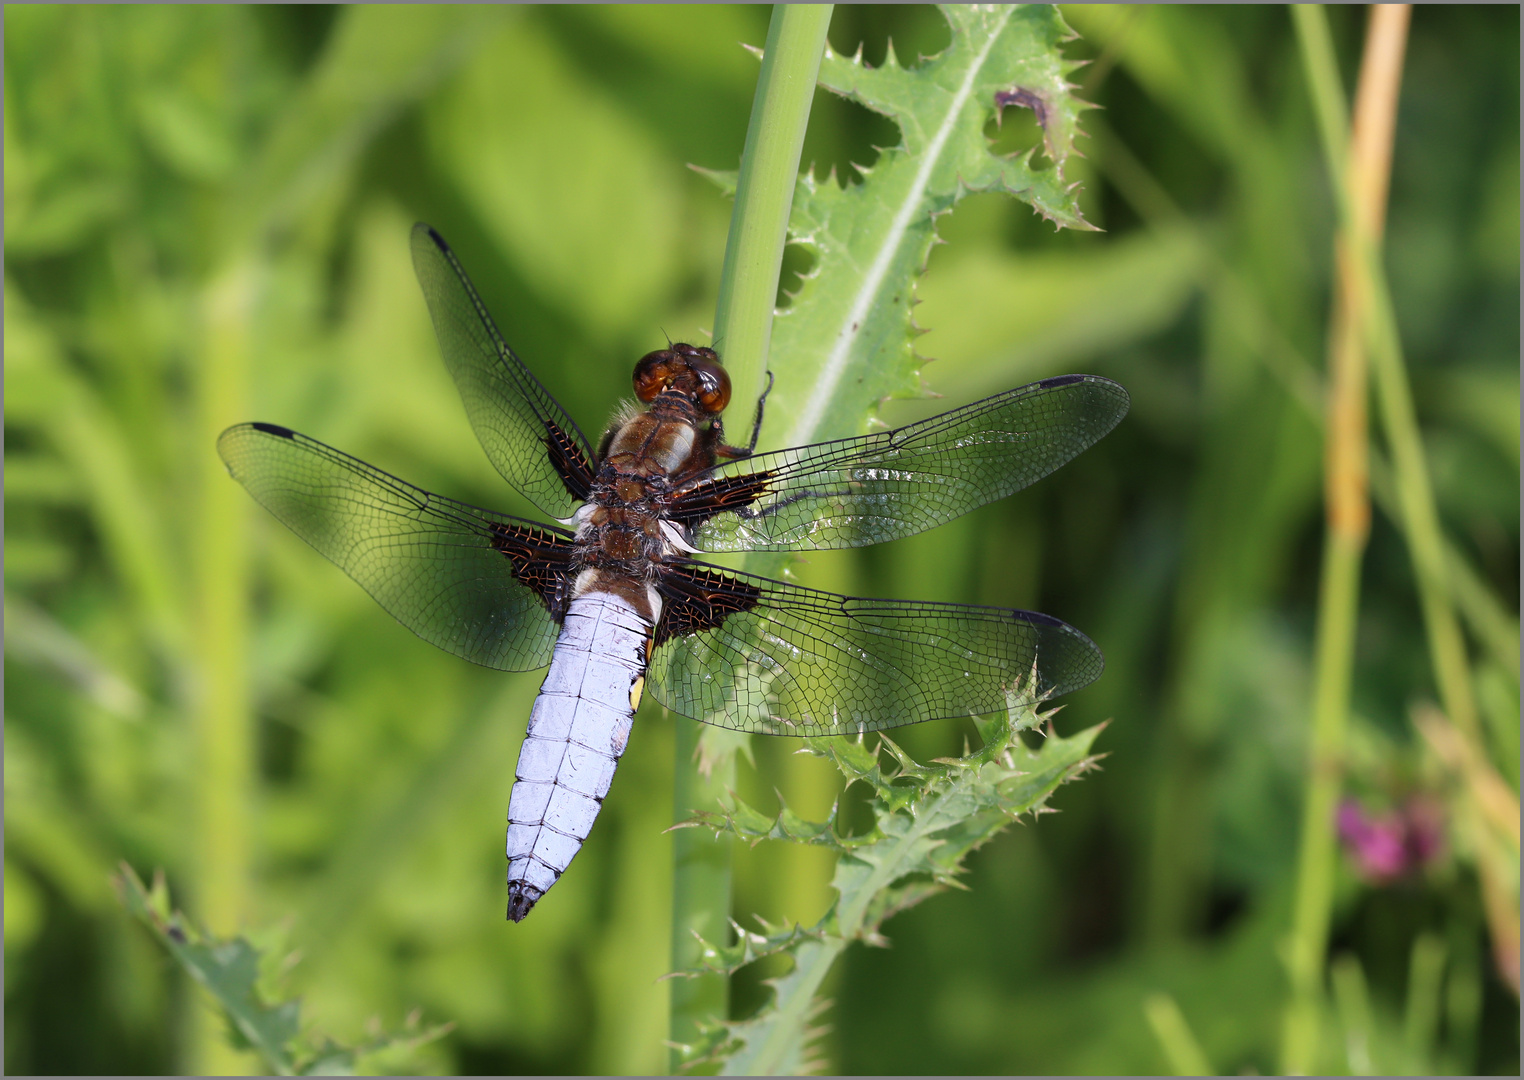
[[1293, 4, 1481, 745], [1144, 992, 1214, 1076]]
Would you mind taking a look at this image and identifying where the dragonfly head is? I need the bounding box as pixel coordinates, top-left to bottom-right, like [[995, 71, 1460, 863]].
[[632, 343, 731, 415]]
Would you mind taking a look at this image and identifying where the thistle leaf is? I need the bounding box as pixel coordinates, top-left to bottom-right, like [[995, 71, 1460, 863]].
[[672, 694, 1106, 1075], [679, 789, 855, 852], [759, 4, 1094, 455], [115, 864, 450, 1076], [670, 917, 827, 980]]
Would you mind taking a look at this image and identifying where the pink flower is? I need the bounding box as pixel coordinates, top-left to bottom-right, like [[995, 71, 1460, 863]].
[[1336, 797, 1445, 883]]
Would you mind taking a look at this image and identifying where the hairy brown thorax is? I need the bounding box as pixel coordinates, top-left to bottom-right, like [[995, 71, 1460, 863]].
[[569, 343, 743, 624]]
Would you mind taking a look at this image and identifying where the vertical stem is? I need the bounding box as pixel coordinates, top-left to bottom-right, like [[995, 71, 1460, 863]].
[[1293, 4, 1477, 744], [668, 719, 736, 1068], [1404, 932, 1447, 1067], [1143, 993, 1214, 1076], [1330, 954, 1375, 1074], [708, 4, 834, 410], [1281, 6, 1409, 1073], [189, 259, 258, 1075], [1364, 267, 1482, 743], [669, 5, 831, 1070], [1281, 527, 1365, 1073]]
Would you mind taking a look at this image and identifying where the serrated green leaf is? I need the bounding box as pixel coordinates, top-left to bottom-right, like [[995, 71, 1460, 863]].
[[674, 692, 1107, 1076], [299, 1046, 356, 1076], [727, 793, 786, 842], [858, 875, 950, 940], [115, 864, 450, 1076], [756, 4, 1094, 460], [803, 734, 916, 811], [117, 865, 301, 1074], [802, 732, 879, 782], [675, 7, 1105, 1073], [672, 918, 826, 980], [777, 797, 841, 845], [691, 164, 740, 199], [681, 790, 854, 853]]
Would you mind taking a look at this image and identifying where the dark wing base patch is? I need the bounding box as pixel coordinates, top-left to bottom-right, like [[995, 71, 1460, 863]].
[[219, 422, 574, 673], [666, 470, 774, 527], [687, 374, 1130, 553], [411, 223, 598, 519], [653, 563, 762, 647], [544, 419, 595, 503], [490, 520, 576, 617]]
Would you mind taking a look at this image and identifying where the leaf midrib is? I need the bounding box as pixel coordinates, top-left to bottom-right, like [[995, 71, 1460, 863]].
[[779, 7, 1014, 450]]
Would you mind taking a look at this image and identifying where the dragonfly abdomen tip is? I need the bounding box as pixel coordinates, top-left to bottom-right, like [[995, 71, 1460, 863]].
[[506, 882, 543, 922]]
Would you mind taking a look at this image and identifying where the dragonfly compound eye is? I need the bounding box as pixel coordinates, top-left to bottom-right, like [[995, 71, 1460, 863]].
[[686, 353, 731, 414], [633, 350, 679, 403]]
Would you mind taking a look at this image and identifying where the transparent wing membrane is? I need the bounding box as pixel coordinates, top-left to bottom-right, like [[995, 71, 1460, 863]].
[[218, 422, 571, 672], [648, 563, 1104, 735], [680, 375, 1129, 552], [410, 224, 596, 518]]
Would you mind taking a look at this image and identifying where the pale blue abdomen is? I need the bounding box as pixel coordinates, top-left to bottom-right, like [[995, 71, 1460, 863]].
[[505, 591, 651, 921]]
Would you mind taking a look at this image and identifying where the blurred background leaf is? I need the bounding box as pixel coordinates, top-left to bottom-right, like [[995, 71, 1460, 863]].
[[4, 4, 1517, 1075]]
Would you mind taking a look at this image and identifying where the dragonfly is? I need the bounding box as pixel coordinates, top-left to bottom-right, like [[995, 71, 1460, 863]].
[[219, 224, 1130, 922]]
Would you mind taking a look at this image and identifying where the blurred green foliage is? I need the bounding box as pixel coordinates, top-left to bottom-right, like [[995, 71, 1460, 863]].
[[4, 4, 1517, 1075]]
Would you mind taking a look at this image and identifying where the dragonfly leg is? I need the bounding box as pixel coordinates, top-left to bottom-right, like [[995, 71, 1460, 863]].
[[712, 370, 774, 461]]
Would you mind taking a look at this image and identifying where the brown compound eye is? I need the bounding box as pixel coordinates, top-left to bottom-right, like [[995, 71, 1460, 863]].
[[633, 350, 678, 403], [688, 353, 731, 414]]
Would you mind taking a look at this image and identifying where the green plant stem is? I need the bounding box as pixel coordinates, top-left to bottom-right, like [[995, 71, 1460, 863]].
[[190, 258, 258, 1076], [1369, 457, 1520, 680], [1362, 265, 1482, 739], [1330, 954, 1375, 1074], [670, 6, 831, 1069], [1144, 992, 1214, 1076], [709, 4, 834, 409], [669, 722, 738, 1067], [1282, 528, 1365, 1072], [1292, 7, 1477, 742], [1283, 6, 1409, 1073], [1090, 119, 1519, 683], [1404, 932, 1447, 1067]]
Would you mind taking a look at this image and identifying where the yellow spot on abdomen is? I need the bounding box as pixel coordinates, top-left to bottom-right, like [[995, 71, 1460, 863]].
[[630, 675, 646, 711]]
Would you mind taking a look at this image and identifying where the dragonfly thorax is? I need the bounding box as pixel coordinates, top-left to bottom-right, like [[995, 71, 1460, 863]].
[[601, 409, 702, 477], [568, 405, 713, 622]]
